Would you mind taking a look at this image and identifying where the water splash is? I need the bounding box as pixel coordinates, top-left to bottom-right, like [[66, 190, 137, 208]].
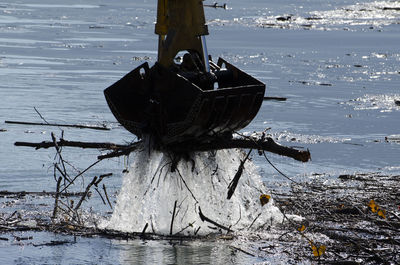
[[102, 144, 283, 235]]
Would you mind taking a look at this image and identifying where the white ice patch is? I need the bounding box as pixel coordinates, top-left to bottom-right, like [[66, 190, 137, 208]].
[[344, 94, 400, 112], [101, 145, 283, 235], [240, 131, 350, 144], [251, 1, 400, 30]]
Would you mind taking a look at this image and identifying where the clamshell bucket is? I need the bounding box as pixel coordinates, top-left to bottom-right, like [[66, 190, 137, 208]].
[[104, 1, 265, 144], [104, 58, 265, 144]]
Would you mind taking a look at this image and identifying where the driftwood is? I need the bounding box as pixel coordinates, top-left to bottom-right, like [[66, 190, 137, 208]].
[[15, 137, 310, 162], [14, 136, 310, 162], [15, 139, 125, 150], [0, 222, 208, 242], [5, 120, 110, 131], [263, 96, 287, 101], [169, 137, 311, 162], [0, 190, 85, 198], [204, 3, 227, 9], [272, 172, 400, 264]]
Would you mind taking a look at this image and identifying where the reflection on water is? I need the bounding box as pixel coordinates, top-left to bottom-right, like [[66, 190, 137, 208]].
[[117, 241, 232, 265], [2, 233, 262, 265]]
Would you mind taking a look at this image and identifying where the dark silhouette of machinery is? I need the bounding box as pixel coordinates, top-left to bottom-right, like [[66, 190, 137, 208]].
[[104, 0, 265, 145]]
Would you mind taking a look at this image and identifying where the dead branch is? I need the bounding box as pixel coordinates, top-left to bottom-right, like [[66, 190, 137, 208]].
[[0, 190, 85, 198], [5, 120, 110, 131], [94, 173, 113, 186], [0, 222, 207, 241], [227, 149, 252, 199], [170, 200, 177, 235], [59, 160, 101, 193], [141, 223, 149, 235], [198, 206, 232, 232], [74, 176, 98, 212], [263, 96, 287, 101], [51, 133, 68, 182], [230, 246, 256, 257], [169, 137, 311, 162], [33, 240, 74, 247], [14, 134, 310, 162], [94, 187, 106, 205], [15, 139, 125, 150], [103, 184, 113, 209], [204, 3, 227, 9], [97, 142, 143, 159], [52, 177, 62, 219]]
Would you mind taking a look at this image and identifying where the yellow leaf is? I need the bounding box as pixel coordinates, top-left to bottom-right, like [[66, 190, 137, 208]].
[[368, 199, 375, 208], [318, 245, 326, 256], [260, 194, 271, 206], [368, 199, 379, 213], [311, 244, 326, 257], [377, 209, 386, 219], [298, 224, 306, 232]]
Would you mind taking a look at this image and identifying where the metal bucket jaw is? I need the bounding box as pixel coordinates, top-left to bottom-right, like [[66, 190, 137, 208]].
[[104, 58, 265, 144]]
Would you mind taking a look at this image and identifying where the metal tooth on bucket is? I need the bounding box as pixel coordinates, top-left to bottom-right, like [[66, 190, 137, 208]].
[[104, 0, 265, 145]]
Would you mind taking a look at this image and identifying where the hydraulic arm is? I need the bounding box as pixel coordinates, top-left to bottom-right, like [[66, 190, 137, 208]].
[[155, 0, 210, 71], [104, 0, 266, 145]]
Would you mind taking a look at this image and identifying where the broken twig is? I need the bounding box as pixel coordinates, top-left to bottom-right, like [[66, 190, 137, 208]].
[[15, 139, 125, 150], [263, 96, 287, 101], [52, 176, 62, 219], [227, 149, 252, 199], [74, 176, 97, 212], [198, 206, 232, 232], [103, 184, 113, 209], [170, 200, 177, 235]]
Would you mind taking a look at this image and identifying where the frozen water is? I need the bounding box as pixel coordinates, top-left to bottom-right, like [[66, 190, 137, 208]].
[[252, 1, 400, 30], [344, 93, 400, 112]]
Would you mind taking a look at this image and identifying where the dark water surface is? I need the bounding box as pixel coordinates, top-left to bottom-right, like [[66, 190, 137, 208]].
[[1, 0, 399, 264]]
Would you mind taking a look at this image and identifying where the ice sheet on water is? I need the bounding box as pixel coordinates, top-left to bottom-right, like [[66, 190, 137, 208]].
[[306, 1, 400, 29], [343, 94, 400, 112], [211, 1, 400, 30], [101, 142, 283, 235], [241, 131, 350, 144]]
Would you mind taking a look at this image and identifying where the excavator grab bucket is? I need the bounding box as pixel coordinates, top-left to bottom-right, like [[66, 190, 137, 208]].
[[104, 0, 265, 145], [104, 57, 265, 144]]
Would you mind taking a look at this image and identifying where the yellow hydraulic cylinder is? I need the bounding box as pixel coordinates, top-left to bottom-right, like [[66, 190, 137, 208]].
[[155, 0, 209, 69]]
